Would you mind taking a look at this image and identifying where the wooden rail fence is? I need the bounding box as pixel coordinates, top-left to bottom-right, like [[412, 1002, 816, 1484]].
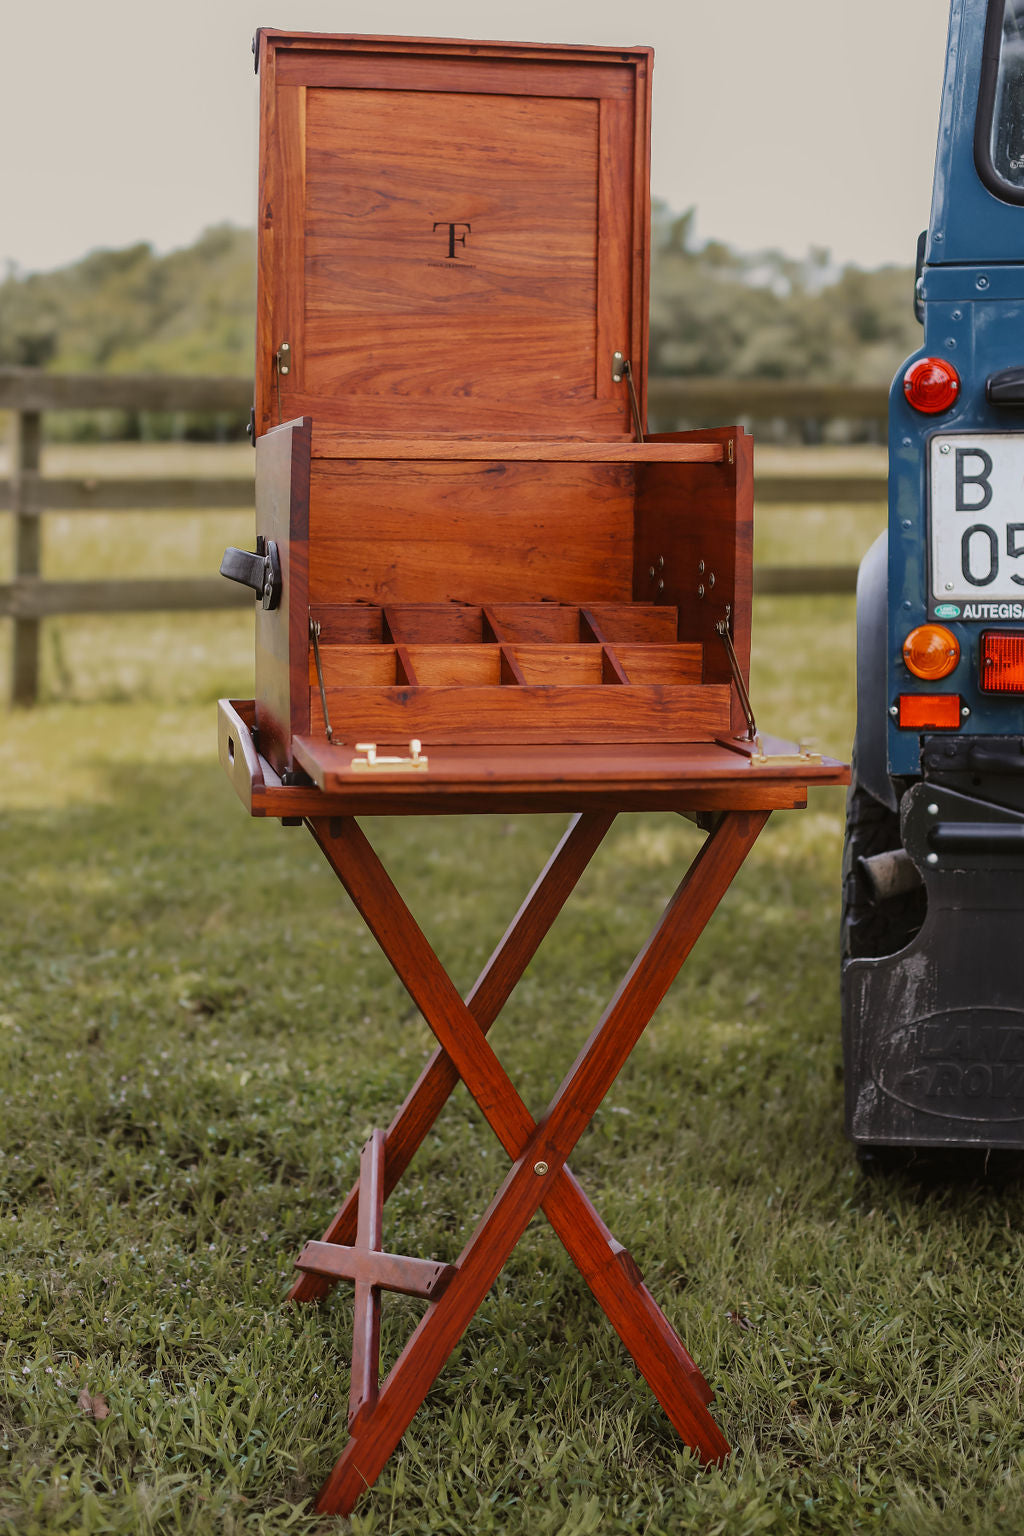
[[1, 369, 888, 705]]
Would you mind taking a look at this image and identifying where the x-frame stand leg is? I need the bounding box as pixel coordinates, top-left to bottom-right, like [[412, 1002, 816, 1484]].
[[291, 808, 769, 1516]]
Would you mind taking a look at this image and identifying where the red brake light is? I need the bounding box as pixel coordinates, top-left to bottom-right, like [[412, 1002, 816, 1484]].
[[898, 694, 962, 729], [903, 357, 961, 414], [980, 631, 1024, 692]]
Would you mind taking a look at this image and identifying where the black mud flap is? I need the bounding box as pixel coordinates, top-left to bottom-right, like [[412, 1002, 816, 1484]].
[[843, 780, 1024, 1148]]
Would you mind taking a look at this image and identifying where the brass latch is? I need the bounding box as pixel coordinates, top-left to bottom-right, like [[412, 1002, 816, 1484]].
[[749, 740, 823, 767], [352, 741, 429, 773]]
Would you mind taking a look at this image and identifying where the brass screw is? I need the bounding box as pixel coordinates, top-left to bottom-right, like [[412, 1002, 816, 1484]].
[[533, 1161, 549, 1176]]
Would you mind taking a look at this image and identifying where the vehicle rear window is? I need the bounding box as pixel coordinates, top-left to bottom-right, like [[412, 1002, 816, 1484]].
[[978, 0, 1024, 200]]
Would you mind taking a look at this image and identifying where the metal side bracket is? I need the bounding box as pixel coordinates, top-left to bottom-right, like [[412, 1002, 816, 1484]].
[[714, 608, 822, 766]]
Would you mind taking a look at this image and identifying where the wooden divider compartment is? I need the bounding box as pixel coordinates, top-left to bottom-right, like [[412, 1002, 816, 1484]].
[[304, 602, 730, 746]]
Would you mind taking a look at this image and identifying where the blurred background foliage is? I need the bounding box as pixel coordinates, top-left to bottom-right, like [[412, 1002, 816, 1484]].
[[648, 204, 920, 384], [0, 203, 920, 439]]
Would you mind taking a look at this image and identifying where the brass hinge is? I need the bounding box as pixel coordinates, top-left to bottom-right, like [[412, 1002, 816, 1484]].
[[352, 741, 429, 773]]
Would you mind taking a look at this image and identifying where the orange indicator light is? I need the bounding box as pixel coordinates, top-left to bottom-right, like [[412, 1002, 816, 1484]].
[[898, 694, 962, 729], [902, 624, 960, 680]]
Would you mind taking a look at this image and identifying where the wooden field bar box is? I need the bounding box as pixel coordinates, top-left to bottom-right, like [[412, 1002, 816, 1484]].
[[215, 30, 848, 1517], [220, 30, 845, 811]]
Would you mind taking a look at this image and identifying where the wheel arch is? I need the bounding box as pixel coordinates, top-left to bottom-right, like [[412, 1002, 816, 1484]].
[[854, 530, 898, 812]]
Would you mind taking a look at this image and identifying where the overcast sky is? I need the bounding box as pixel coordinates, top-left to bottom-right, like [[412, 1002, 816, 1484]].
[[3, 0, 951, 275]]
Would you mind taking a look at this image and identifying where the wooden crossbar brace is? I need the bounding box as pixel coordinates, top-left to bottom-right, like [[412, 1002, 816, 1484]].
[[291, 808, 769, 1516]]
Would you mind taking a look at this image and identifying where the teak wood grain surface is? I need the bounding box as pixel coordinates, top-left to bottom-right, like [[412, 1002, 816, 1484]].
[[224, 27, 851, 1520], [256, 34, 651, 440]]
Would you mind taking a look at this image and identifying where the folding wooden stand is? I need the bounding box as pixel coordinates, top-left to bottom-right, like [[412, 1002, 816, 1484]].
[[219, 702, 846, 1514], [219, 29, 850, 1515]]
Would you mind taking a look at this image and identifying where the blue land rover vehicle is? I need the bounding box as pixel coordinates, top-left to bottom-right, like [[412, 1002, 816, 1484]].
[[842, 0, 1024, 1158]]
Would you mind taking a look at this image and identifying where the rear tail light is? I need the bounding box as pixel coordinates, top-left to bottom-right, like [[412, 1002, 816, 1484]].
[[898, 694, 962, 729], [903, 357, 961, 414], [902, 624, 960, 679], [980, 631, 1024, 692]]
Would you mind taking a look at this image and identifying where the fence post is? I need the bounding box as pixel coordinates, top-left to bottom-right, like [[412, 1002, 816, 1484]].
[[10, 407, 42, 706]]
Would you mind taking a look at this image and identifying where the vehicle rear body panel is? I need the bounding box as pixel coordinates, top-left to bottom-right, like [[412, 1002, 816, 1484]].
[[846, 0, 1024, 1151]]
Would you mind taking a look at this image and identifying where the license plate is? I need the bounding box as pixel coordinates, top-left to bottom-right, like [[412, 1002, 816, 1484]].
[[930, 433, 1024, 606]]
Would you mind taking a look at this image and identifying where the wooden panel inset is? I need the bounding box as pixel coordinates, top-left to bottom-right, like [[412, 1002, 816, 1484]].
[[308, 461, 635, 606], [257, 85, 307, 435], [596, 97, 632, 402], [300, 87, 606, 434], [312, 683, 731, 744], [276, 49, 637, 100]]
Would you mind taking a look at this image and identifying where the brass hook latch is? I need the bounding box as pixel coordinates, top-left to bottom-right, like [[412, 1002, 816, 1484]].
[[352, 741, 430, 773]]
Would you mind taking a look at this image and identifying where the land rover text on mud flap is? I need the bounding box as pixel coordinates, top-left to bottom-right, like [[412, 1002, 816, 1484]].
[[842, 0, 1024, 1159]]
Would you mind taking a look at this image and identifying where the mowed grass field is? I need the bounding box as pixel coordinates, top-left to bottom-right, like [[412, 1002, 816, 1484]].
[[3, 445, 1024, 1535]]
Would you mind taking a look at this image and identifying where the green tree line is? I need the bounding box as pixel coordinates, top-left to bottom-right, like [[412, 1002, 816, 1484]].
[[0, 208, 921, 436]]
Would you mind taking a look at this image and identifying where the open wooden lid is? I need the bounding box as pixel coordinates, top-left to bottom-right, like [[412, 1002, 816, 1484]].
[[254, 32, 652, 440]]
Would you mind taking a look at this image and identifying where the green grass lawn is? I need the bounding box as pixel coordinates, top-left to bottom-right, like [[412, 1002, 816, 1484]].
[[3, 458, 1024, 1534]]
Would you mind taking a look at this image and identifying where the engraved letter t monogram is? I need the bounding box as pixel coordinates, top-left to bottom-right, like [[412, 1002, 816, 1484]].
[[433, 221, 471, 258]]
